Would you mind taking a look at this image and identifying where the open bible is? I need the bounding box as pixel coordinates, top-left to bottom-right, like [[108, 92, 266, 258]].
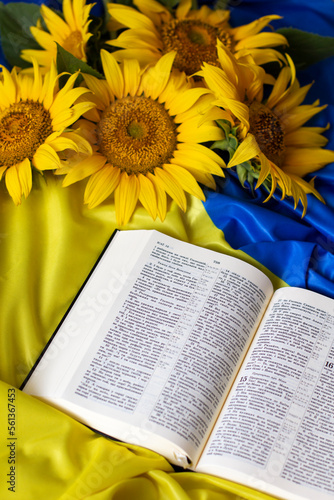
[[22, 229, 334, 500]]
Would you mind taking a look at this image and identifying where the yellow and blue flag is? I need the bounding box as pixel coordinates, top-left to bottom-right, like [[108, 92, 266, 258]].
[[0, 1, 333, 499]]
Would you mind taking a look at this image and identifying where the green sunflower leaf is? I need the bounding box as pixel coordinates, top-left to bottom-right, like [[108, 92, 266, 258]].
[[236, 164, 248, 188], [228, 134, 238, 150], [0, 2, 41, 68], [211, 139, 229, 151], [56, 44, 104, 79], [277, 28, 334, 69]]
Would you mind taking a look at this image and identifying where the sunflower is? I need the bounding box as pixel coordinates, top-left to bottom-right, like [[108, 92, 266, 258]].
[[21, 0, 93, 67], [58, 50, 226, 225], [197, 42, 334, 215], [107, 0, 287, 76], [0, 60, 94, 204]]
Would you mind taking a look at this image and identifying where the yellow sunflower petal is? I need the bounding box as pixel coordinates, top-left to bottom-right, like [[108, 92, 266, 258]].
[[40, 4, 71, 39], [176, 0, 192, 19], [214, 97, 250, 128], [197, 106, 234, 128], [0, 66, 17, 106], [41, 63, 59, 110], [123, 58, 142, 97], [166, 87, 211, 116], [275, 83, 313, 115], [283, 104, 327, 134], [183, 167, 216, 190], [255, 152, 272, 189], [134, 0, 171, 26], [228, 134, 261, 168], [110, 48, 160, 68], [140, 51, 176, 100], [17, 157, 32, 199], [21, 48, 52, 67], [216, 41, 242, 90], [262, 164, 278, 202], [163, 163, 205, 201], [138, 173, 157, 219], [199, 63, 239, 101], [62, 0, 76, 29], [46, 136, 80, 152], [286, 53, 296, 87], [230, 15, 283, 40], [50, 82, 91, 118], [5, 165, 22, 205], [159, 68, 190, 108], [177, 118, 224, 143], [275, 164, 290, 200], [30, 59, 43, 101], [64, 0, 92, 32], [29, 26, 58, 53], [108, 3, 158, 34], [32, 143, 62, 170], [234, 32, 287, 51], [285, 127, 329, 148], [60, 132, 93, 155], [172, 149, 224, 176], [189, 5, 229, 25], [82, 74, 112, 108], [71, 100, 97, 122], [101, 50, 124, 100], [108, 28, 162, 51], [175, 93, 217, 123], [153, 167, 187, 212], [177, 142, 226, 168], [84, 165, 121, 208], [291, 174, 324, 202], [50, 109, 73, 130], [114, 172, 140, 226], [266, 66, 292, 109], [147, 172, 167, 221], [236, 48, 287, 66], [283, 147, 334, 176], [62, 154, 106, 186]]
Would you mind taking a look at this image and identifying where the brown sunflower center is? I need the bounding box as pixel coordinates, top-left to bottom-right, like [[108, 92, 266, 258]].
[[63, 30, 85, 59], [97, 95, 178, 174], [0, 100, 53, 167], [248, 102, 285, 167], [160, 19, 233, 75]]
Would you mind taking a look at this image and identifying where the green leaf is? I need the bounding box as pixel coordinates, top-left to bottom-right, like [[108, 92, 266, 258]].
[[0, 2, 41, 68], [236, 164, 248, 187], [216, 119, 232, 138], [56, 44, 104, 79], [228, 134, 238, 150], [277, 28, 334, 69], [211, 139, 229, 150]]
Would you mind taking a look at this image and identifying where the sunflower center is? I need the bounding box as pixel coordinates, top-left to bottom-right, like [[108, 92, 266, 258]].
[[0, 100, 53, 167], [63, 30, 85, 60], [160, 19, 233, 75], [97, 95, 178, 174], [248, 102, 285, 167]]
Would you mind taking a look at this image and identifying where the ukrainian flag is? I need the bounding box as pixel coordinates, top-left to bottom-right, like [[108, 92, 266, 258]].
[[0, 1, 333, 499]]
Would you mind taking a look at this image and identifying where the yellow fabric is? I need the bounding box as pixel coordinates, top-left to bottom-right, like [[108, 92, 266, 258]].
[[0, 173, 287, 500]]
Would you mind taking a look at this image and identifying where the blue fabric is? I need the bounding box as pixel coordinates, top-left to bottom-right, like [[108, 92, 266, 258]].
[[204, 1, 334, 300], [228, 0, 334, 37]]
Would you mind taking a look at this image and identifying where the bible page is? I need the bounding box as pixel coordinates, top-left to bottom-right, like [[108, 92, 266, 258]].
[[25, 230, 273, 467], [197, 286, 334, 500]]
